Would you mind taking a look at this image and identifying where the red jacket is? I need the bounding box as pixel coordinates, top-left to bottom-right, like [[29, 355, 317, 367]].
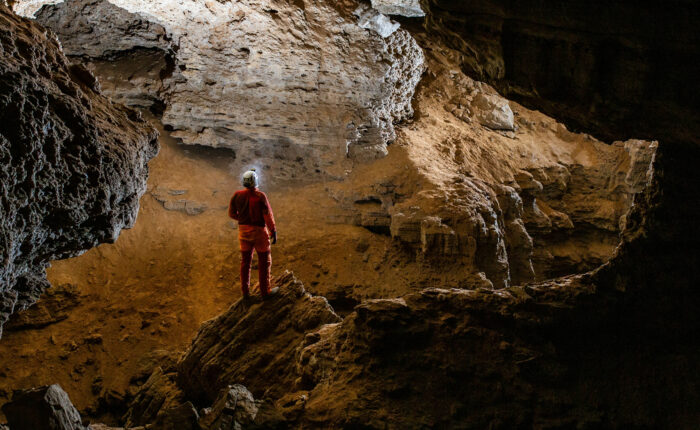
[[228, 188, 276, 232]]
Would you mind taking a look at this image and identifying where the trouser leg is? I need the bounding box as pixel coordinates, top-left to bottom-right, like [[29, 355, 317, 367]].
[[240, 248, 254, 295], [257, 250, 271, 296]]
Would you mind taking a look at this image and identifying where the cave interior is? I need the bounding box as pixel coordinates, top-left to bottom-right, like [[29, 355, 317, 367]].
[[0, 0, 699, 428]]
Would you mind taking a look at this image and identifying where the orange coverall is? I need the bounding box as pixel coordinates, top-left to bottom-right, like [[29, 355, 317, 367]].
[[228, 187, 276, 296]]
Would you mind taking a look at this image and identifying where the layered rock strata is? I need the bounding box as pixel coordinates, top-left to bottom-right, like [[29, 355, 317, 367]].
[[33, 0, 174, 111], [25, 0, 425, 176], [177, 272, 341, 404], [0, 4, 158, 335], [325, 43, 657, 289]]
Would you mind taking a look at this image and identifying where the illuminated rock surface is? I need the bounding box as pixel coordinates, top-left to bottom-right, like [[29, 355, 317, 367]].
[[371, 0, 425, 17], [27, 0, 425, 175]]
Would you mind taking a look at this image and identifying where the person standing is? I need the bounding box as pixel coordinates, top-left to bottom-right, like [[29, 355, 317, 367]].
[[228, 169, 279, 299]]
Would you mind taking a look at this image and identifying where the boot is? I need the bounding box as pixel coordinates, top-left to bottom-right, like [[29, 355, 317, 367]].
[[263, 287, 279, 299]]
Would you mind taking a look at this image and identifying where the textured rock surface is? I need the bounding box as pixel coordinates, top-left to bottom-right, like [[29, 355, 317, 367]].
[[33, 0, 173, 110], [123, 367, 185, 428], [471, 92, 514, 130], [34, 0, 170, 58], [0, 5, 158, 335], [177, 271, 341, 403], [2, 384, 85, 429], [421, 0, 700, 146], [371, 0, 424, 17], [24, 0, 425, 175], [198, 385, 258, 430], [327, 42, 657, 288]]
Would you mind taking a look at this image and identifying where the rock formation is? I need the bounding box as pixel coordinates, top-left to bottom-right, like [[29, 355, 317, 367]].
[[25, 0, 425, 177], [33, 0, 174, 111], [177, 272, 341, 403], [197, 385, 258, 430], [420, 0, 700, 146], [325, 41, 657, 289], [2, 384, 85, 429], [2, 0, 699, 428], [371, 0, 424, 17], [0, 5, 158, 335]]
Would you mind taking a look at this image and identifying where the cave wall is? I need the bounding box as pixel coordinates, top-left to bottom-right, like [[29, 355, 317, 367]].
[[419, 0, 700, 287], [421, 0, 700, 146], [34, 0, 174, 111], [162, 2, 700, 428], [22, 0, 426, 178], [0, 4, 158, 335]]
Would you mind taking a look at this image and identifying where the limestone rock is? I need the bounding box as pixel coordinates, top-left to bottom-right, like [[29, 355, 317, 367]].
[[123, 367, 185, 428], [34, 0, 171, 58], [371, 0, 425, 17], [0, 5, 158, 335], [33, 0, 174, 110], [471, 92, 514, 130], [177, 271, 341, 403], [420, 216, 459, 255], [354, 5, 400, 38], [198, 385, 258, 430], [2, 384, 86, 430], [21, 0, 425, 175]]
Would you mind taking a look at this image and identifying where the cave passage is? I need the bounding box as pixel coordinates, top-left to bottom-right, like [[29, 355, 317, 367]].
[[1, 0, 697, 429]]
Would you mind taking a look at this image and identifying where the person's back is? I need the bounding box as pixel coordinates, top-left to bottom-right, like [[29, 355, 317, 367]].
[[228, 170, 278, 299], [229, 188, 270, 228]]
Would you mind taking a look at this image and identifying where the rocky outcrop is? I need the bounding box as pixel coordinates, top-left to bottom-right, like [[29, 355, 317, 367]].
[[177, 272, 341, 404], [24, 0, 425, 176], [125, 246, 699, 429], [122, 367, 185, 428], [0, 5, 158, 335], [198, 385, 258, 430], [2, 384, 86, 430]]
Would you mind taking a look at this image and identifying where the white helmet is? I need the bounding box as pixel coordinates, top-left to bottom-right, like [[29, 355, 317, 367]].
[[242, 169, 258, 188]]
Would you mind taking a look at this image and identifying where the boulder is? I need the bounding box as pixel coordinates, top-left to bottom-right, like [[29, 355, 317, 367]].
[[2, 384, 85, 430], [123, 367, 185, 428], [198, 385, 258, 430], [471, 92, 515, 131]]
